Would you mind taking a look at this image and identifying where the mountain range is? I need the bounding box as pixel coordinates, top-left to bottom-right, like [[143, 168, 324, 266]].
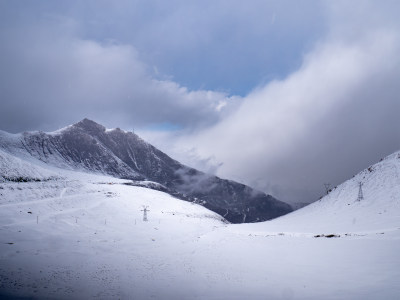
[[1, 127, 399, 299], [0, 118, 292, 223]]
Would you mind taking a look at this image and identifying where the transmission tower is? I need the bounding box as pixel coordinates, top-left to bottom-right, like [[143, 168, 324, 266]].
[[141, 206, 150, 221], [324, 183, 331, 195], [357, 182, 364, 201]]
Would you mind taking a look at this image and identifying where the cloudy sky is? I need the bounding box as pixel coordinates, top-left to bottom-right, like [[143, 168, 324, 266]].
[[1, 0, 400, 204]]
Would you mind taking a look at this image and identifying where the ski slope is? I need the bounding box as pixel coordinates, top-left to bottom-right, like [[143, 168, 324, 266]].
[[0, 150, 399, 299]]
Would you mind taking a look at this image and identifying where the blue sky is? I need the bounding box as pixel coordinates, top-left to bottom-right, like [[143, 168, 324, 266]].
[[1, 1, 400, 204]]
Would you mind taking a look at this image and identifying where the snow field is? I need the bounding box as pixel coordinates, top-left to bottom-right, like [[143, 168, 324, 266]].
[[0, 173, 228, 299], [0, 150, 399, 299]]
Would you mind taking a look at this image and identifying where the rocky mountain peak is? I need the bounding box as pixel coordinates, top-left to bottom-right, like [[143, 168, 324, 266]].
[[74, 118, 106, 134]]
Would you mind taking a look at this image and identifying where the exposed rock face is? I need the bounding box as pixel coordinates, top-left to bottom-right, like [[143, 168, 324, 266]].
[[0, 119, 292, 222]]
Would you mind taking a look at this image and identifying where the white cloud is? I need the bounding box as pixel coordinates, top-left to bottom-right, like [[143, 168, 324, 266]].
[[163, 11, 400, 204], [0, 19, 237, 132]]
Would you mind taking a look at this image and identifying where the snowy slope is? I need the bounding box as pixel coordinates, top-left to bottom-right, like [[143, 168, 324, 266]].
[[0, 150, 399, 299], [0, 149, 59, 182], [237, 150, 400, 235], [0, 175, 228, 299]]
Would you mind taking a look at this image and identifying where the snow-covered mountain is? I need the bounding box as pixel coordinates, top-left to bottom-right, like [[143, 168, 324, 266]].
[[0, 118, 292, 223], [240, 150, 400, 234], [0, 139, 399, 299]]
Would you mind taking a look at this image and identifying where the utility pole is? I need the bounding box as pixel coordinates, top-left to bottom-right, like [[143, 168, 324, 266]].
[[357, 182, 364, 201], [141, 206, 150, 222]]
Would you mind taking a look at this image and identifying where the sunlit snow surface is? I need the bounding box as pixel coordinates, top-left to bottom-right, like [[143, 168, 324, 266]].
[[1, 150, 399, 299]]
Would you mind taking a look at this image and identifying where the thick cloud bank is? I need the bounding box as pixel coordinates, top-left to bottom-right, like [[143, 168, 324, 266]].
[[143, 1, 400, 203]]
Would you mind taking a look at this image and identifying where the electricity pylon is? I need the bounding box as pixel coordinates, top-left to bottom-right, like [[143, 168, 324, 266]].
[[141, 206, 150, 221], [324, 183, 331, 195]]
